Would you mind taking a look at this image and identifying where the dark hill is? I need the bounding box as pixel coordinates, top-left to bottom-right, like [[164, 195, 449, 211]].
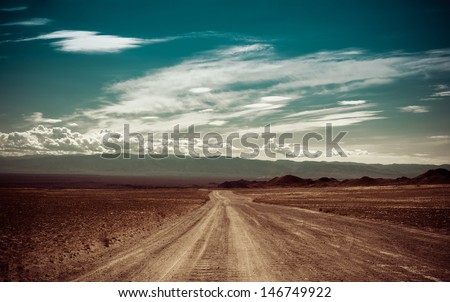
[[218, 169, 450, 188], [267, 175, 313, 187], [341, 176, 383, 186], [314, 177, 340, 187], [218, 179, 258, 188], [413, 168, 450, 184]]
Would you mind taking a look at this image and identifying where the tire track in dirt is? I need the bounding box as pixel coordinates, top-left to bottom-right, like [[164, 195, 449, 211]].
[[72, 190, 450, 281]]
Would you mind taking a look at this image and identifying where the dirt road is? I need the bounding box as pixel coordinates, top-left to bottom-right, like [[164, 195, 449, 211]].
[[72, 190, 450, 281]]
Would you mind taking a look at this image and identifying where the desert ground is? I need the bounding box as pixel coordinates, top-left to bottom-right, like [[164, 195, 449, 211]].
[[1, 185, 449, 281], [0, 188, 209, 281]]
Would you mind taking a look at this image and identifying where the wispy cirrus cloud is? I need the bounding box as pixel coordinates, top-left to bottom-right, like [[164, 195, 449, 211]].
[[189, 87, 212, 93], [285, 106, 368, 118], [25, 112, 62, 124], [399, 106, 429, 113], [0, 6, 28, 12], [2, 42, 449, 161], [209, 120, 227, 126], [1, 18, 51, 26], [12, 30, 263, 54], [218, 43, 272, 55], [432, 91, 450, 97], [243, 103, 285, 110], [433, 84, 448, 91], [21, 30, 167, 53], [261, 96, 292, 102], [68, 45, 450, 136], [338, 100, 367, 105], [419, 84, 450, 101]]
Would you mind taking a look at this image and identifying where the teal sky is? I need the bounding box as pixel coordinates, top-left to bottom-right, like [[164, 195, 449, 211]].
[[0, 0, 450, 164]]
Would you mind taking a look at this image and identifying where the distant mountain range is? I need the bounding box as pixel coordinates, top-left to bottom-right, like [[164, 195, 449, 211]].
[[219, 168, 450, 188], [0, 154, 449, 186]]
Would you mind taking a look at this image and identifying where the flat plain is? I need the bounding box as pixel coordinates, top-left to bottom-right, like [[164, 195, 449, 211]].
[[0, 188, 209, 281], [0, 185, 449, 281], [239, 185, 450, 234]]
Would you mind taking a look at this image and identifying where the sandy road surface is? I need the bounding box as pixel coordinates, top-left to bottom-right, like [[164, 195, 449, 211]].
[[72, 190, 450, 281]]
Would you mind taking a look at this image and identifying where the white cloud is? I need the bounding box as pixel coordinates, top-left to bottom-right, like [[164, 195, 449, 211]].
[[260, 96, 292, 102], [399, 106, 429, 113], [2, 18, 51, 26], [68, 46, 450, 138], [340, 50, 364, 55], [346, 148, 370, 156], [338, 100, 367, 105], [67, 122, 78, 127], [413, 153, 429, 157], [433, 84, 448, 91], [0, 6, 28, 12], [209, 120, 227, 126], [432, 91, 450, 97], [420, 97, 439, 101], [429, 135, 450, 139], [16, 30, 254, 54], [315, 111, 382, 122], [0, 125, 105, 155], [243, 103, 284, 110], [243, 103, 272, 109], [189, 87, 212, 93], [23, 30, 165, 53], [219, 43, 271, 55], [6, 45, 450, 159], [286, 103, 372, 118], [25, 112, 62, 124]]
